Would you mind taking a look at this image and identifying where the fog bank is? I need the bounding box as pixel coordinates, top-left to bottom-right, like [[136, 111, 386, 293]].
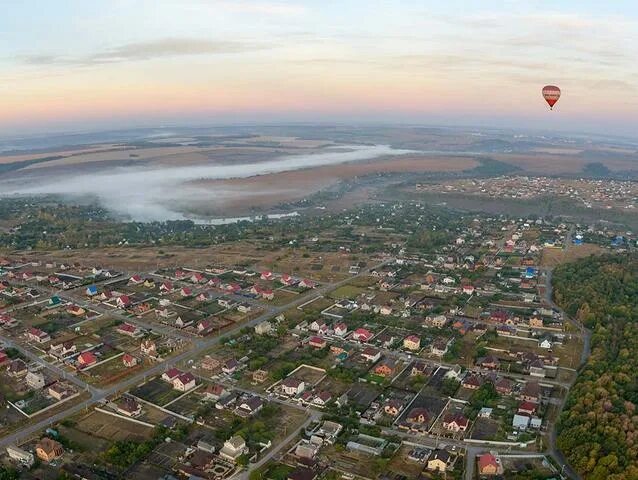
[[0, 144, 414, 221]]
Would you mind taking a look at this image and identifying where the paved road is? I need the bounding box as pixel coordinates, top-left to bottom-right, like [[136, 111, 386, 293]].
[[238, 412, 320, 480]]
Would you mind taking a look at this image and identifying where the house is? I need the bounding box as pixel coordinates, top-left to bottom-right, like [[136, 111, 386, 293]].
[[299, 279, 316, 289], [196, 290, 214, 302], [403, 334, 421, 351], [222, 358, 239, 375], [26, 371, 45, 389], [117, 322, 141, 337], [122, 354, 138, 368], [490, 310, 510, 324], [495, 377, 513, 395], [132, 302, 152, 315], [513, 414, 531, 430], [313, 391, 333, 406], [411, 361, 432, 378], [253, 369, 269, 383], [77, 351, 97, 368], [219, 435, 247, 462], [442, 412, 469, 432], [224, 283, 242, 294], [427, 449, 450, 472], [173, 372, 196, 392], [237, 303, 251, 313], [374, 359, 397, 378], [197, 319, 213, 335], [282, 377, 305, 396], [143, 278, 156, 288], [203, 384, 227, 401], [48, 382, 72, 400], [334, 323, 347, 337], [6, 445, 34, 467], [97, 291, 112, 301], [260, 271, 274, 280], [462, 284, 475, 295], [425, 314, 448, 328], [116, 295, 131, 308], [529, 316, 544, 328], [141, 339, 157, 356], [538, 337, 553, 349], [27, 327, 51, 344], [383, 399, 404, 417], [406, 407, 430, 425], [254, 321, 273, 335], [117, 397, 142, 417], [7, 359, 27, 377], [237, 396, 263, 416], [85, 285, 98, 296], [477, 453, 502, 475], [295, 441, 320, 461], [0, 314, 19, 328], [180, 287, 192, 297], [310, 319, 328, 333], [216, 393, 238, 410], [159, 281, 174, 293], [361, 347, 381, 363], [35, 438, 64, 463], [48, 295, 62, 307], [518, 401, 537, 416], [519, 382, 541, 403], [162, 368, 183, 382], [378, 305, 393, 316], [252, 285, 274, 300], [352, 328, 373, 343], [66, 304, 85, 316], [308, 336, 327, 349], [0, 350, 8, 365], [431, 338, 451, 357], [477, 355, 500, 370], [478, 407, 493, 418], [218, 297, 233, 308], [190, 272, 206, 283], [128, 275, 143, 285], [259, 287, 274, 300], [445, 364, 463, 381]]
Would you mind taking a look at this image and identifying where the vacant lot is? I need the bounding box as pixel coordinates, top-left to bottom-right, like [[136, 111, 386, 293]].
[[540, 243, 605, 268], [131, 377, 183, 407], [72, 409, 154, 442]]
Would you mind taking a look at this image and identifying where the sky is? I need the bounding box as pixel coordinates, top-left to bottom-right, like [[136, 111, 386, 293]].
[[1, 0, 638, 137]]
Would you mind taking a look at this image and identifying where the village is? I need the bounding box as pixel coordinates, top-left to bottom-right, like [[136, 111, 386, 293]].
[[0, 202, 624, 480], [418, 176, 638, 215]]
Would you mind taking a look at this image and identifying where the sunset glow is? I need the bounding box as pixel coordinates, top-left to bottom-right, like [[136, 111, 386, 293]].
[[2, 0, 638, 135]]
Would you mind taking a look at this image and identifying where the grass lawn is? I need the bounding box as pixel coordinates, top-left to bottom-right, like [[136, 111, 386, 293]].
[[329, 285, 365, 300]]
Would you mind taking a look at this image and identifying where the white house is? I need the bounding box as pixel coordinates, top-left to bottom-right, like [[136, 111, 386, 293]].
[[219, 435, 247, 462], [172, 373, 196, 392], [281, 377, 305, 396]]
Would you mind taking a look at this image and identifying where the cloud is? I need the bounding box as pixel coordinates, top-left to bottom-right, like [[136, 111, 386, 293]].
[[19, 37, 268, 66], [211, 0, 306, 16]]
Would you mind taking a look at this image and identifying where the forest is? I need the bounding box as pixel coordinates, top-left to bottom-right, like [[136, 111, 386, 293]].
[[553, 254, 638, 480]]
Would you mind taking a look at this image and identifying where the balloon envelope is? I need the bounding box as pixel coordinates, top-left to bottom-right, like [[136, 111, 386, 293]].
[[542, 85, 561, 109]]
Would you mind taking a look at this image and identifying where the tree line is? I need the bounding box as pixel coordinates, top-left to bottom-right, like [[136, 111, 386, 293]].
[[553, 254, 638, 479]]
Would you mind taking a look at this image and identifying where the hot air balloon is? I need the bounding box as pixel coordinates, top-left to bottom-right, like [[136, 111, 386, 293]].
[[542, 85, 561, 110]]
